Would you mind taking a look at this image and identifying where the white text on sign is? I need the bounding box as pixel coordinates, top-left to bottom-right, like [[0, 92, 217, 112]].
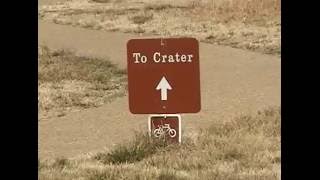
[[133, 52, 194, 64]]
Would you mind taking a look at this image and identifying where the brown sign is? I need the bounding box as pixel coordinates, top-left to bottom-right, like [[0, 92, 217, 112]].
[[127, 38, 201, 114], [148, 114, 181, 143]]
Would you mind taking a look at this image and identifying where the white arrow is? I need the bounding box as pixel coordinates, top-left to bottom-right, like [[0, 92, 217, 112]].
[[156, 76, 172, 101]]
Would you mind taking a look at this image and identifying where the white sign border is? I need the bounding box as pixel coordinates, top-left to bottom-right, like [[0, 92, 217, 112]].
[[148, 114, 181, 143]]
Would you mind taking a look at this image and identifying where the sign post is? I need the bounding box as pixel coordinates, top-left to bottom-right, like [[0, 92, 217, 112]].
[[127, 38, 200, 143]]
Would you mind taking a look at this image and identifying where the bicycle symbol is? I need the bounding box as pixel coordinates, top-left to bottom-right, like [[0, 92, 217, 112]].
[[153, 124, 177, 138]]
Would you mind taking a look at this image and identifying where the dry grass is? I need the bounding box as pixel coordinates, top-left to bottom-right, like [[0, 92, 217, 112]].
[[93, 132, 173, 165], [39, 107, 281, 179], [39, 0, 280, 55], [91, 0, 111, 3], [38, 46, 127, 120], [129, 11, 153, 25]]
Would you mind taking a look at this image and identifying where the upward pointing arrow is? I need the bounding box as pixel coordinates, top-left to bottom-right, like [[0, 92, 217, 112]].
[[156, 76, 172, 101]]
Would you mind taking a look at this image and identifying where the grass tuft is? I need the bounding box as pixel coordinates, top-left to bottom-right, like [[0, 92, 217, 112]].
[[91, 0, 111, 3], [85, 169, 117, 180], [52, 157, 70, 170], [144, 4, 175, 11], [38, 46, 127, 119], [129, 12, 153, 25], [157, 169, 181, 180], [94, 132, 172, 164], [39, 47, 125, 84]]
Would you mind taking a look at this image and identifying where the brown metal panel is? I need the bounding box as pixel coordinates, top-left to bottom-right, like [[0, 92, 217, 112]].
[[127, 38, 201, 114]]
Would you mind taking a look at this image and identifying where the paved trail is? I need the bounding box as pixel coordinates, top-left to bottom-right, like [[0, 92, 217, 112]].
[[38, 20, 280, 159]]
